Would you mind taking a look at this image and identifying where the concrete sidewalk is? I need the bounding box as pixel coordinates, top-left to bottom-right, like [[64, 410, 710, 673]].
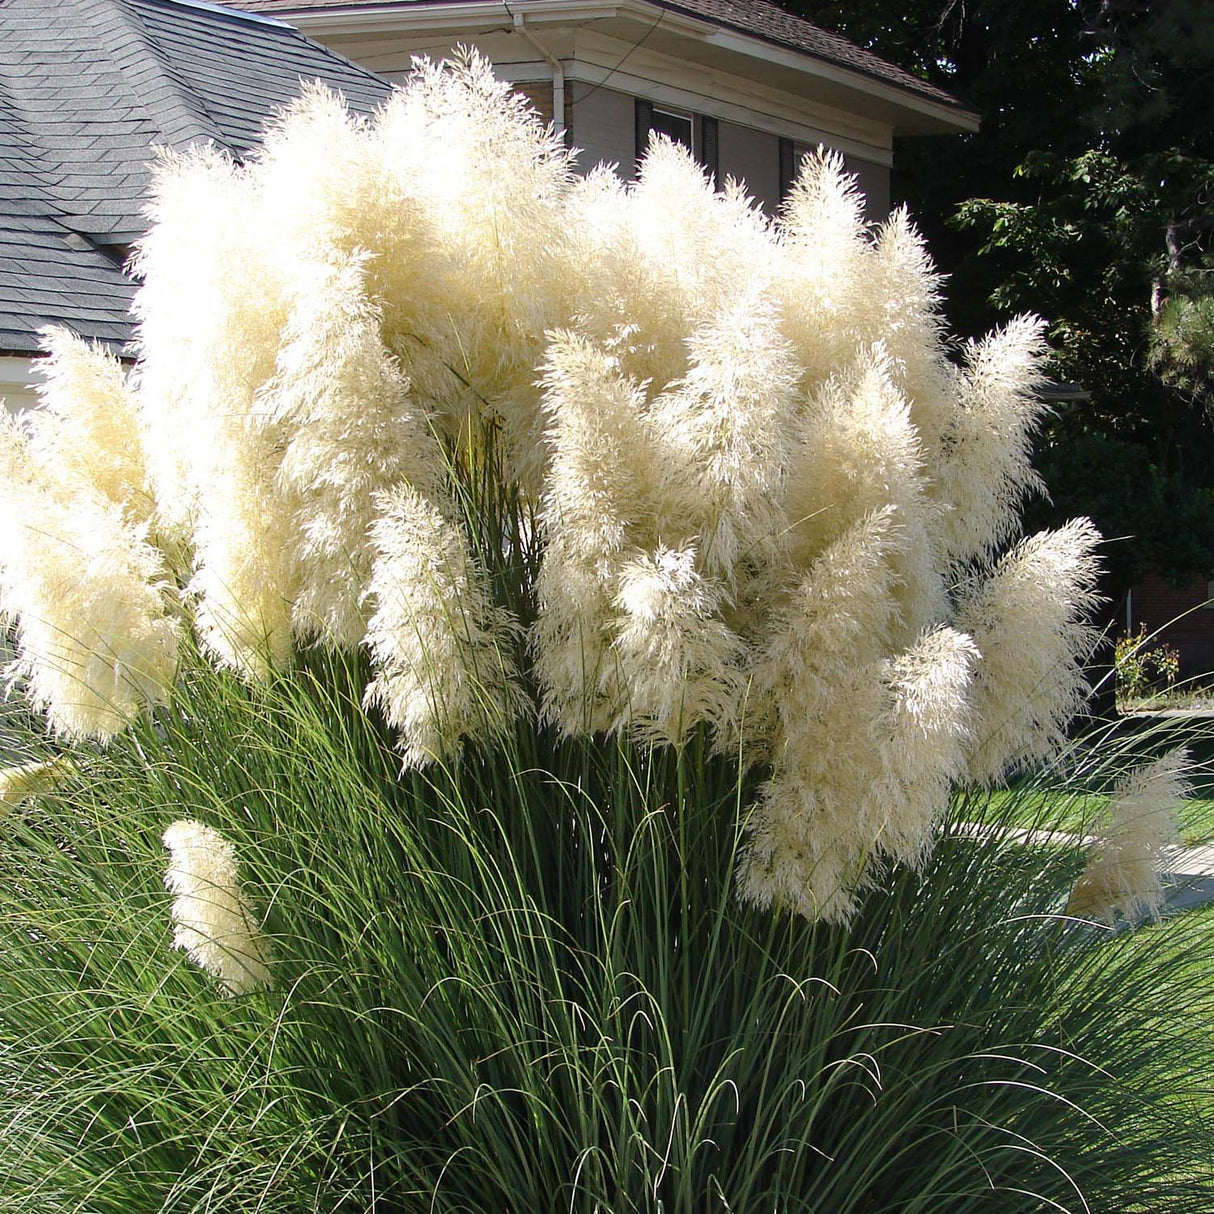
[[1163, 842, 1214, 912], [953, 823, 1214, 914]]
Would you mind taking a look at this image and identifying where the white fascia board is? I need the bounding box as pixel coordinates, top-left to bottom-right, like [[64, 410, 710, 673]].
[[286, 0, 976, 134]]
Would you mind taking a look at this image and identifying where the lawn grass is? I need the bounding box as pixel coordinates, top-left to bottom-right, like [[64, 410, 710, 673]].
[[974, 711, 1214, 846], [981, 785, 1214, 845], [1112, 901, 1214, 1209]]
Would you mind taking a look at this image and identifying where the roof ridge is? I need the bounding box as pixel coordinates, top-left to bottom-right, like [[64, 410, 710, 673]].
[[0, 54, 72, 223], [92, 0, 223, 149]]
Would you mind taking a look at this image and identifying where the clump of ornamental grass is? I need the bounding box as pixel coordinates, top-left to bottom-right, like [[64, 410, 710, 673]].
[[0, 649, 1209, 1212], [0, 52, 1102, 920], [0, 50, 1209, 1210]]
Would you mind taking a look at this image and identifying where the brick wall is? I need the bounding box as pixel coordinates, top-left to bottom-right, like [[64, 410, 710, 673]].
[[512, 80, 573, 145], [1127, 571, 1214, 678]]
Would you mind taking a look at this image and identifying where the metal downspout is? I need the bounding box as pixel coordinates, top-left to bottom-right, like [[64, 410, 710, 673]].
[[513, 12, 565, 143]]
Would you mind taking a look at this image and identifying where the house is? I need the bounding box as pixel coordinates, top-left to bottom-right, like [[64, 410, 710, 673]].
[[1124, 573, 1214, 684], [0, 0, 392, 411], [212, 0, 978, 221], [1, 0, 979, 409]]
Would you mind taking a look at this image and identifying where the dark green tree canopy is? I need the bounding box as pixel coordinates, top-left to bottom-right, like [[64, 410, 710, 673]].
[[783, 0, 1214, 599]]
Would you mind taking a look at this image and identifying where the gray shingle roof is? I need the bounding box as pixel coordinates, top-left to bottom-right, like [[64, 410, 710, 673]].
[[0, 0, 392, 355]]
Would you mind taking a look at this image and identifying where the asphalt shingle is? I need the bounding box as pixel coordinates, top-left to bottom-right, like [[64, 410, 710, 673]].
[[0, 0, 391, 356]]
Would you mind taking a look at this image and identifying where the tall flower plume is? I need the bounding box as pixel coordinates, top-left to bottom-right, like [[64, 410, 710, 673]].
[[956, 518, 1102, 784], [163, 819, 273, 996], [1067, 748, 1189, 923], [363, 486, 522, 768]]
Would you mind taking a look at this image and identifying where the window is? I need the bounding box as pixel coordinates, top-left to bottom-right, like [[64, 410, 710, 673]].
[[778, 137, 798, 204], [650, 105, 692, 150], [635, 98, 718, 185]]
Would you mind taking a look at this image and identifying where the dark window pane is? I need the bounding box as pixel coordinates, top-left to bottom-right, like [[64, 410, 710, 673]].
[[649, 107, 692, 150]]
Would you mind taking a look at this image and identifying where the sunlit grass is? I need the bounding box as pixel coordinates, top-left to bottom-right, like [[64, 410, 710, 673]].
[[0, 649, 1210, 1212], [966, 711, 1214, 846]]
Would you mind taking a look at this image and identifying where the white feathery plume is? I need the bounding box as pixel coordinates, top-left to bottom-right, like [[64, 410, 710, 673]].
[[754, 507, 903, 750], [776, 149, 872, 392], [163, 819, 272, 996], [957, 519, 1102, 784], [566, 140, 775, 398], [132, 144, 300, 679], [739, 626, 976, 923], [363, 486, 521, 768], [266, 255, 446, 649], [0, 418, 178, 740], [866, 208, 954, 449], [532, 530, 618, 736], [737, 773, 865, 924], [0, 756, 73, 813], [874, 625, 979, 865], [611, 545, 744, 746], [537, 333, 657, 563], [783, 351, 929, 561], [131, 144, 288, 538], [374, 50, 574, 489], [933, 316, 1051, 564], [187, 468, 299, 682], [254, 83, 406, 278], [1067, 748, 1189, 923], [782, 351, 948, 647], [533, 332, 659, 733], [31, 328, 153, 527], [646, 296, 800, 580]]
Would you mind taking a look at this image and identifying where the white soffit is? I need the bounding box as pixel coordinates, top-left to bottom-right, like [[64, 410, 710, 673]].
[[281, 0, 979, 137]]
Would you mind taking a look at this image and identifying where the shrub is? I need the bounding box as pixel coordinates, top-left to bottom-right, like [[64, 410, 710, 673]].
[[1115, 624, 1181, 702], [0, 53, 1208, 1211]]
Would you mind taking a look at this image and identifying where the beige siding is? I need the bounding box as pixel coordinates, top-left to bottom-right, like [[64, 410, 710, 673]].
[[1, 356, 42, 414], [568, 82, 636, 177], [843, 154, 890, 221]]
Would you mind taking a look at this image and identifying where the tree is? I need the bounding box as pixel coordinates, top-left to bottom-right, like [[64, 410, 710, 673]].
[[783, 0, 1214, 710]]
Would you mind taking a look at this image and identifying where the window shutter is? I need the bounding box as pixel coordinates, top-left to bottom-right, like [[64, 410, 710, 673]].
[[698, 114, 719, 187], [635, 97, 654, 176], [778, 137, 796, 204]]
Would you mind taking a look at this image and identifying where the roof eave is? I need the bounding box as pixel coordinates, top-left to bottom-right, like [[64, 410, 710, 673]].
[[249, 0, 979, 135]]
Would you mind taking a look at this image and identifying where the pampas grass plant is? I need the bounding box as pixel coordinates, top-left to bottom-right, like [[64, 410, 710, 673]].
[[0, 645, 1209, 1211], [0, 52, 1209, 1210]]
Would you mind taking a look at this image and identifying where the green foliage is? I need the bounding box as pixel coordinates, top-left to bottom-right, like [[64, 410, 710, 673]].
[[1116, 626, 1182, 704], [0, 647, 1211, 1212], [1152, 272, 1214, 412], [1022, 430, 1214, 591], [781, 0, 1214, 600]]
